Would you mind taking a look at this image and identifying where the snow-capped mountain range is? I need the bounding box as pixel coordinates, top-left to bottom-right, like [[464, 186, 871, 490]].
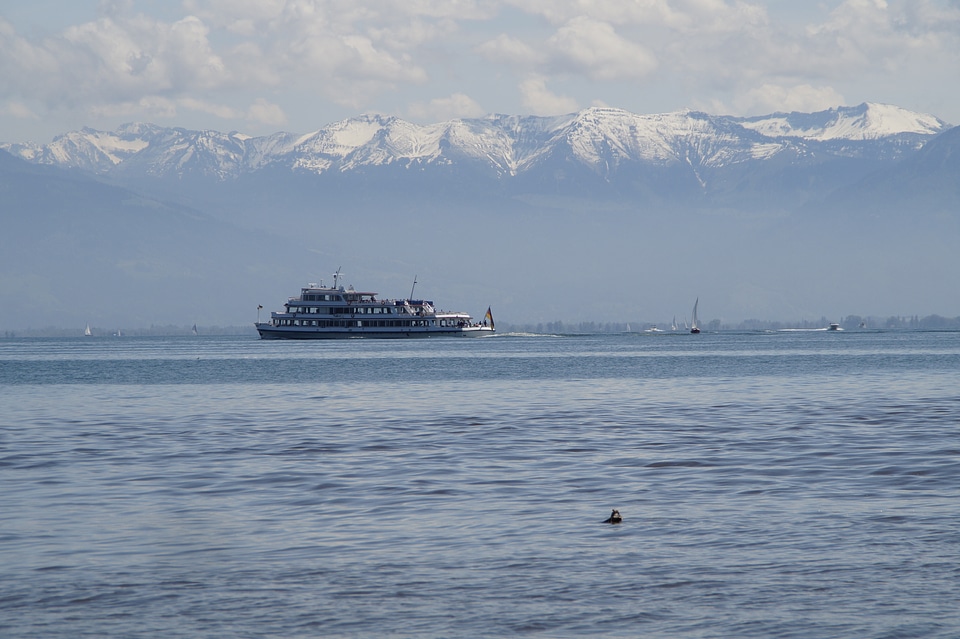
[[2, 102, 958, 329], [2, 103, 948, 182]]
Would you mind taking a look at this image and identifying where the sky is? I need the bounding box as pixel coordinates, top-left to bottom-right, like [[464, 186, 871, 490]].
[[1, 0, 959, 144]]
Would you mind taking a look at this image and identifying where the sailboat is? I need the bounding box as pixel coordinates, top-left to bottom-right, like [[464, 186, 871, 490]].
[[192, 324, 198, 336], [690, 298, 701, 334], [671, 316, 678, 331], [84, 324, 92, 337]]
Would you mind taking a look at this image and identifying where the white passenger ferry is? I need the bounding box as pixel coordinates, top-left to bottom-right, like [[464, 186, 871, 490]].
[[256, 271, 494, 340]]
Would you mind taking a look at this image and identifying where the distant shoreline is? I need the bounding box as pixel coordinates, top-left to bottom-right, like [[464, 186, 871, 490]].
[[1, 326, 258, 339], [5, 315, 960, 338]]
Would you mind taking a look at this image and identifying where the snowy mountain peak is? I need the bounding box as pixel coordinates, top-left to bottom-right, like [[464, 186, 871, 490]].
[[737, 102, 948, 141], [1, 104, 950, 181]]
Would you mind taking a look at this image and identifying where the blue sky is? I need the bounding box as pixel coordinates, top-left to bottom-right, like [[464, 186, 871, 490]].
[[1, 0, 959, 143]]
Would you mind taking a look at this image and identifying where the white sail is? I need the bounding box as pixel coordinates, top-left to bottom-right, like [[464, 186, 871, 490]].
[[690, 298, 701, 333], [84, 324, 92, 336]]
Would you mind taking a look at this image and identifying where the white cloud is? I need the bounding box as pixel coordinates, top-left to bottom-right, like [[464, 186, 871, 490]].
[[546, 17, 657, 80], [407, 93, 486, 121], [804, 0, 960, 70], [475, 34, 544, 67], [0, 3, 436, 125], [1, 100, 40, 120], [246, 99, 288, 126], [519, 76, 579, 115], [502, 0, 768, 32], [2, 1, 960, 140], [58, 15, 229, 98], [735, 84, 847, 115], [213, 2, 434, 106], [89, 96, 178, 120], [178, 97, 243, 119], [0, 13, 230, 115]]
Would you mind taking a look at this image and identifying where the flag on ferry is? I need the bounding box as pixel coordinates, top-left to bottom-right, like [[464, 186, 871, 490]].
[[484, 307, 494, 329]]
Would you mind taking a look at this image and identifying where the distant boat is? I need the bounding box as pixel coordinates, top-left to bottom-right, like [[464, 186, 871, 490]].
[[84, 324, 92, 337], [827, 323, 843, 331], [671, 316, 678, 331], [645, 325, 663, 333], [192, 324, 198, 336], [690, 298, 701, 334]]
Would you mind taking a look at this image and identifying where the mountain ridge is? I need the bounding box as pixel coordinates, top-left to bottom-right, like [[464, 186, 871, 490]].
[[2, 102, 959, 328], [3, 103, 948, 183]]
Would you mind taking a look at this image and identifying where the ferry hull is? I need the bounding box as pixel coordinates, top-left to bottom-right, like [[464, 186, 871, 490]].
[[255, 323, 494, 340]]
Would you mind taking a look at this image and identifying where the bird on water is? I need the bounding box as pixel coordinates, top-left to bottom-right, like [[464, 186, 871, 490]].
[[603, 509, 622, 524]]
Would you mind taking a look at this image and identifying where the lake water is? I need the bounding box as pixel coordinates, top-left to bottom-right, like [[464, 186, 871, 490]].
[[2, 330, 959, 638]]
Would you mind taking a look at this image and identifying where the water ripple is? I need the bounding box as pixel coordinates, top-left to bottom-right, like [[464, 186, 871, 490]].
[[2, 333, 960, 637]]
